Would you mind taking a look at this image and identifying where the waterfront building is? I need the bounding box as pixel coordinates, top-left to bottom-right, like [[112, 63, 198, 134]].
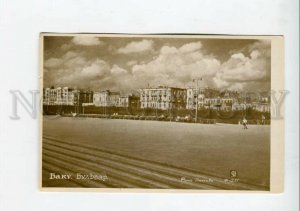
[[93, 90, 120, 107], [186, 87, 207, 109], [140, 86, 186, 110], [118, 95, 140, 109], [43, 87, 93, 106]]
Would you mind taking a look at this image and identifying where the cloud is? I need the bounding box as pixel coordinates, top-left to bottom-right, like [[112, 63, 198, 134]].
[[63, 51, 79, 60], [44, 58, 63, 68], [160, 46, 177, 54], [231, 53, 246, 60], [131, 41, 220, 88], [64, 56, 87, 68], [44, 50, 133, 92], [213, 40, 271, 90], [117, 39, 154, 54], [44, 49, 110, 88], [127, 60, 138, 66], [72, 36, 104, 46], [44, 39, 271, 93], [80, 59, 110, 78], [48, 59, 110, 88], [110, 65, 128, 75], [250, 50, 260, 59], [61, 43, 71, 51], [179, 41, 202, 53]]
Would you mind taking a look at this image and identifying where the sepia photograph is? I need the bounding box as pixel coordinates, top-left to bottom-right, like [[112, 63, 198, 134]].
[[40, 34, 283, 191], [1, 0, 298, 209]]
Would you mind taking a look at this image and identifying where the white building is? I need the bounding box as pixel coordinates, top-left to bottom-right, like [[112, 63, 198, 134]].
[[252, 96, 271, 112], [56, 87, 76, 105], [140, 86, 186, 110], [43, 88, 57, 105], [186, 88, 206, 109], [220, 98, 234, 110], [43, 87, 76, 105], [93, 90, 120, 107]]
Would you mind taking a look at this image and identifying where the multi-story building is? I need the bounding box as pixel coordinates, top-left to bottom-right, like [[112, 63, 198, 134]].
[[203, 97, 234, 110], [58, 87, 76, 105], [252, 102, 270, 112], [93, 90, 120, 107], [118, 95, 140, 108], [44, 87, 75, 105], [43, 87, 93, 106], [186, 87, 207, 109], [43, 86, 270, 113], [128, 96, 140, 109], [252, 95, 271, 112], [79, 90, 94, 104], [140, 86, 186, 110], [232, 100, 246, 111], [220, 98, 234, 110], [43, 88, 58, 105], [204, 97, 222, 110], [186, 88, 234, 110], [73, 90, 94, 106], [219, 92, 234, 110], [118, 96, 129, 107]]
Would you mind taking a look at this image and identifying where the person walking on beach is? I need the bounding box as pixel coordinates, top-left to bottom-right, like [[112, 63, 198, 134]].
[[242, 117, 248, 129]]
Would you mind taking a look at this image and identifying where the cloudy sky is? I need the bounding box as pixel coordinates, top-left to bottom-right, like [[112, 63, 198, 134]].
[[43, 35, 271, 94]]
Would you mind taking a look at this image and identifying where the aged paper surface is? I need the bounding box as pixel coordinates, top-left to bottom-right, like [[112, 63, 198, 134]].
[[39, 34, 284, 192]]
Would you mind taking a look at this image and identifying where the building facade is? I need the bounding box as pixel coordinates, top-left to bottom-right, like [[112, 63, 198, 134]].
[[43, 87, 75, 105], [75, 90, 94, 105], [57, 87, 75, 105], [186, 88, 235, 110], [140, 86, 186, 110], [43, 87, 93, 106], [252, 96, 271, 112], [118, 95, 140, 108], [93, 90, 120, 107], [118, 96, 129, 107], [43, 88, 57, 105], [204, 97, 221, 110], [220, 98, 234, 110], [43, 86, 271, 113], [186, 88, 207, 109]]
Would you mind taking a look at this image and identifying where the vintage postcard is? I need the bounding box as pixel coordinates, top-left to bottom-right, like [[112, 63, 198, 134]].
[[40, 34, 284, 192]]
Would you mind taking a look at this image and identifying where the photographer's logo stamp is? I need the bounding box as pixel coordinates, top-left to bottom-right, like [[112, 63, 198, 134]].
[[230, 170, 237, 178]]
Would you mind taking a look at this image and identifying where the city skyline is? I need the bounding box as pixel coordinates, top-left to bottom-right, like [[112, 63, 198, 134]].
[[44, 35, 271, 94]]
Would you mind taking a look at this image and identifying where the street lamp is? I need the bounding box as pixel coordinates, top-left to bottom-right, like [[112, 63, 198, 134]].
[[193, 78, 202, 123]]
